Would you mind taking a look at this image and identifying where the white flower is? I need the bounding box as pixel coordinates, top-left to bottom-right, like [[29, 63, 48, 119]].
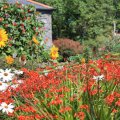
[[93, 75, 104, 81], [0, 102, 15, 114], [0, 82, 9, 92], [0, 69, 14, 82], [14, 70, 23, 75]]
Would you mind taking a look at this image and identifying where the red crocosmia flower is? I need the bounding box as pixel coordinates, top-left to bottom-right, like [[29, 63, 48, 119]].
[[50, 98, 63, 105], [45, 93, 52, 98], [35, 114, 45, 119], [115, 100, 120, 106], [80, 104, 89, 111], [59, 94, 64, 98], [59, 106, 72, 113], [106, 94, 114, 105], [16, 105, 36, 113], [82, 80, 96, 92], [74, 111, 85, 120], [90, 89, 97, 96], [50, 114, 58, 119], [18, 115, 34, 120], [8, 112, 14, 117], [70, 97, 74, 102], [112, 109, 118, 113], [113, 92, 120, 98], [105, 54, 111, 59]]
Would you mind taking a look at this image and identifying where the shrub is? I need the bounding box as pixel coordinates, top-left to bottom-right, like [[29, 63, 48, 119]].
[[104, 37, 120, 53], [0, 2, 46, 61], [53, 38, 83, 60], [84, 35, 120, 59]]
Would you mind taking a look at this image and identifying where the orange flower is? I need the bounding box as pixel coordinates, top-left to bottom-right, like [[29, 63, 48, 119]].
[[112, 109, 118, 113], [59, 106, 72, 113], [115, 100, 120, 106], [81, 58, 86, 63], [74, 111, 85, 120], [5, 56, 14, 64], [106, 94, 114, 105], [32, 36, 39, 45], [80, 104, 89, 111]]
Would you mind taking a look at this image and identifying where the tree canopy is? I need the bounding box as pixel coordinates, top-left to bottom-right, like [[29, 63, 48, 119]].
[[36, 0, 120, 42]]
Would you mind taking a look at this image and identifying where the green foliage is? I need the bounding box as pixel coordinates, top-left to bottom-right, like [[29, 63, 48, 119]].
[[68, 54, 83, 63], [35, 0, 117, 41], [0, 2, 47, 61], [104, 36, 120, 53]]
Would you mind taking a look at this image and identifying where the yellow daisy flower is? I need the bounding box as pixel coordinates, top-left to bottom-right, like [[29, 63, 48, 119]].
[[32, 36, 39, 45], [50, 45, 59, 60], [5, 56, 14, 64], [0, 28, 8, 48]]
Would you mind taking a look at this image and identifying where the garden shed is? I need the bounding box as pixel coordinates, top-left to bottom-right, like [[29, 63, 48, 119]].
[[7, 0, 54, 48]]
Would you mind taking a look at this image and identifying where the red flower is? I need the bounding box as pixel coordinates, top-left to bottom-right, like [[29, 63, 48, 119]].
[[80, 104, 89, 111], [112, 109, 118, 113], [106, 94, 114, 105], [59, 106, 72, 113], [74, 111, 85, 120], [115, 100, 120, 106], [50, 98, 63, 105]]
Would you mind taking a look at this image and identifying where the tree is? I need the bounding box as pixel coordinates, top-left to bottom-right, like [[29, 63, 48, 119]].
[[36, 0, 118, 42]]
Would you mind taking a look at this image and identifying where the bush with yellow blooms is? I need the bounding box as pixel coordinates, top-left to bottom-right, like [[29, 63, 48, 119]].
[[0, 2, 47, 63]]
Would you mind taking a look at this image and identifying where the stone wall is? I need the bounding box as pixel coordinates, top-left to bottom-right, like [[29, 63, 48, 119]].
[[37, 13, 53, 48]]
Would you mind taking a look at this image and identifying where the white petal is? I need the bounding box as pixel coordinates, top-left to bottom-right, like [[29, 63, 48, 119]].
[[1, 102, 7, 107], [8, 104, 14, 109], [0, 106, 3, 110], [5, 69, 11, 73], [0, 69, 4, 73], [8, 108, 14, 113]]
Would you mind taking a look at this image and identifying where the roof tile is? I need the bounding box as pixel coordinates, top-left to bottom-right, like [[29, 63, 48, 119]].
[[7, 0, 53, 10]]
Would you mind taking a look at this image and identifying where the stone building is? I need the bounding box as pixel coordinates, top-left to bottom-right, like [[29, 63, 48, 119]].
[[7, 0, 54, 48]]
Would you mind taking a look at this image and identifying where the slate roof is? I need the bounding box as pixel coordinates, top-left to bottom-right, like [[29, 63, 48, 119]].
[[7, 0, 54, 11]]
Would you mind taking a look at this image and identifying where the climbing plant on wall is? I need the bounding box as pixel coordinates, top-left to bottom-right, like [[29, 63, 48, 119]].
[[0, 2, 45, 60]]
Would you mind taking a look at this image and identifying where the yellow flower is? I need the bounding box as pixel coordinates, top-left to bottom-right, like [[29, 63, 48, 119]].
[[0, 28, 8, 48], [32, 36, 39, 45], [5, 56, 14, 64], [81, 58, 86, 63], [50, 45, 59, 60]]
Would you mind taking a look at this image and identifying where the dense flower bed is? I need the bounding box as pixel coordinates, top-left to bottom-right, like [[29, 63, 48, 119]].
[[0, 58, 120, 120]]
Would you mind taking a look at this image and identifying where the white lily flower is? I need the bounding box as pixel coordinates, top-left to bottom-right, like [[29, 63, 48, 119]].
[[93, 75, 104, 81], [0, 102, 15, 114], [0, 69, 14, 82]]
